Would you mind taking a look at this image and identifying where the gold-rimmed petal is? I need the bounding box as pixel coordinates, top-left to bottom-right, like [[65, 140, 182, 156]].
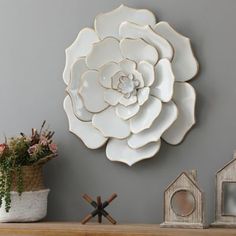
[[154, 21, 199, 82], [92, 106, 130, 139], [63, 28, 99, 85], [116, 103, 140, 120], [95, 4, 156, 39], [63, 96, 108, 149], [137, 87, 150, 106], [119, 95, 137, 106], [104, 89, 123, 106], [128, 101, 178, 149], [106, 138, 161, 166], [119, 59, 136, 74], [99, 62, 120, 89], [119, 21, 173, 60], [66, 58, 92, 121], [162, 82, 196, 145], [86, 37, 123, 70], [120, 38, 158, 65], [151, 58, 175, 102], [130, 96, 162, 134], [137, 61, 155, 87], [79, 70, 109, 113]]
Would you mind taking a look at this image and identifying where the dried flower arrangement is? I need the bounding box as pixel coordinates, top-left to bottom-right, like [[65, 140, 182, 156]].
[[0, 121, 57, 212]]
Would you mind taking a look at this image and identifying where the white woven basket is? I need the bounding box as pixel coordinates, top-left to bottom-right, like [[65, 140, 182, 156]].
[[0, 189, 50, 222]]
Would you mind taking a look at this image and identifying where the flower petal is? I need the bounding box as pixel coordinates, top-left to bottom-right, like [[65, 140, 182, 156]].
[[128, 101, 177, 149], [151, 58, 175, 102], [79, 70, 109, 113], [63, 96, 107, 149], [99, 62, 120, 88], [137, 87, 150, 106], [86, 37, 123, 69], [106, 138, 161, 166], [154, 22, 199, 81], [119, 95, 137, 106], [119, 59, 136, 75], [133, 70, 144, 88], [119, 21, 173, 60], [162, 82, 196, 145], [69, 58, 88, 89], [130, 96, 162, 134], [120, 38, 158, 65], [95, 4, 156, 39], [63, 28, 99, 85], [116, 103, 140, 120], [66, 58, 93, 121], [104, 89, 123, 106], [92, 106, 130, 139], [137, 61, 155, 87]]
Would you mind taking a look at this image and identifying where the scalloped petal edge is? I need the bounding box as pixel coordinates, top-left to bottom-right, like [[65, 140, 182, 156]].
[[154, 21, 199, 82], [63, 96, 108, 149], [106, 139, 161, 166], [63, 28, 99, 85], [95, 4, 156, 39]]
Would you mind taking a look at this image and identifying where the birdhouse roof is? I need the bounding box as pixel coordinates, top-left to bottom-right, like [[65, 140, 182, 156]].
[[165, 171, 202, 194], [217, 157, 236, 174]]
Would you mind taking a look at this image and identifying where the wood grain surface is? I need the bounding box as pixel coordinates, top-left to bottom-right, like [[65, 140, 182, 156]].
[[0, 222, 235, 236]]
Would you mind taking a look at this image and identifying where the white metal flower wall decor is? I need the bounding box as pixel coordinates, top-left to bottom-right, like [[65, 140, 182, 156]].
[[63, 5, 199, 166]]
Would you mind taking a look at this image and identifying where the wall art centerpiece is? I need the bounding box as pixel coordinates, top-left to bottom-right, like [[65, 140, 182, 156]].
[[63, 5, 199, 166]]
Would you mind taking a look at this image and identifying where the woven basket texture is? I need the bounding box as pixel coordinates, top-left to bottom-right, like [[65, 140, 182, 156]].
[[11, 165, 45, 192]]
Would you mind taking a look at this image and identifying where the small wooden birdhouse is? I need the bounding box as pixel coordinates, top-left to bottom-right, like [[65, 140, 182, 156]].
[[160, 170, 206, 228], [212, 152, 236, 227]]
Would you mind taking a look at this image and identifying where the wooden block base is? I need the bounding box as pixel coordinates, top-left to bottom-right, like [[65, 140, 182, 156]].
[[160, 222, 207, 229], [211, 221, 236, 228]]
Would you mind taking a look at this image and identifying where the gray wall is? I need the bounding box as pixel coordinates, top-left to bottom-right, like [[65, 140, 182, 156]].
[[0, 0, 236, 224]]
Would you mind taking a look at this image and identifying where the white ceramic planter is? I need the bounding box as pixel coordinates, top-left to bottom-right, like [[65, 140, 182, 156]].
[[0, 189, 50, 222]]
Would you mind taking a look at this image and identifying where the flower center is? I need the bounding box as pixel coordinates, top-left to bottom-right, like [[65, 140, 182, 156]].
[[117, 74, 139, 97]]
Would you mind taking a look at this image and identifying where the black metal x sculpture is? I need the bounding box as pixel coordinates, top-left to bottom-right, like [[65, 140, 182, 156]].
[[81, 193, 117, 224]]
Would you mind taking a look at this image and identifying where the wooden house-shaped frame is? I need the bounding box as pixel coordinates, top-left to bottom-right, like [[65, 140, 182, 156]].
[[212, 155, 236, 227], [160, 170, 206, 228]]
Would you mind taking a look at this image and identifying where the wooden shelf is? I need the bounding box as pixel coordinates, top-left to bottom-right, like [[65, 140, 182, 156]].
[[0, 222, 235, 236]]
